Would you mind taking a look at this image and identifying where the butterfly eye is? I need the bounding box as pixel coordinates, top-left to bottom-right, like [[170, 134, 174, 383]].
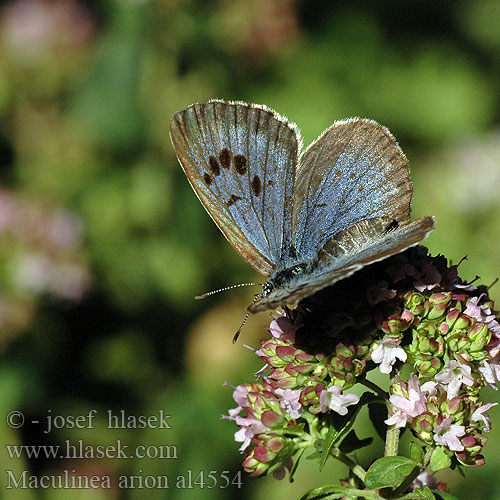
[[262, 282, 274, 296]]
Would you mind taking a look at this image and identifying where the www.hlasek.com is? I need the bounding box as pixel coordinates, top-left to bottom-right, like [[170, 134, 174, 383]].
[[6, 440, 178, 460]]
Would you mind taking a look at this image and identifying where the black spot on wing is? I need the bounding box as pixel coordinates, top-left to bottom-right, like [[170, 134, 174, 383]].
[[251, 175, 261, 197], [384, 219, 399, 233], [227, 194, 242, 207], [209, 156, 220, 175], [203, 173, 212, 185], [268, 179, 274, 186], [233, 154, 247, 175], [219, 148, 232, 169]]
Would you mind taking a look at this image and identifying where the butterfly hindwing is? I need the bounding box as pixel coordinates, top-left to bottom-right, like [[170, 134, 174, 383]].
[[292, 119, 412, 258], [170, 100, 300, 276], [249, 216, 434, 313]]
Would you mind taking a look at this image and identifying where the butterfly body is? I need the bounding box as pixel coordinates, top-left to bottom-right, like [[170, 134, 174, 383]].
[[170, 100, 434, 314]]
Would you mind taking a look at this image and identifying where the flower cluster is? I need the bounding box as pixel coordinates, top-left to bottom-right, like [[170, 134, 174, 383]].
[[225, 246, 499, 479], [0, 189, 90, 337]]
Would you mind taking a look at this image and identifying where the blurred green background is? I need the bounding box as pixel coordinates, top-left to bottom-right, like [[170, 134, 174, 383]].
[[0, 0, 499, 498]]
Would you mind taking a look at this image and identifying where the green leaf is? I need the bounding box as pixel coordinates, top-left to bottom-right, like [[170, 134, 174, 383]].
[[289, 447, 306, 482], [432, 491, 460, 500], [306, 448, 322, 460], [319, 424, 339, 471], [398, 486, 436, 499], [409, 442, 425, 465], [339, 429, 373, 454], [298, 485, 380, 500], [308, 393, 379, 470], [430, 447, 451, 472], [365, 456, 419, 489]]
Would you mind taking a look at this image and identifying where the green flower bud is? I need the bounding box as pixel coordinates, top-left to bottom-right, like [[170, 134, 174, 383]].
[[404, 291, 429, 316], [429, 292, 453, 307], [468, 322, 491, 352], [413, 413, 436, 444], [440, 397, 464, 421], [453, 314, 473, 331], [446, 308, 461, 329], [414, 356, 443, 379], [242, 434, 292, 476], [267, 367, 299, 390], [456, 431, 487, 466], [300, 380, 324, 412], [428, 302, 448, 320], [446, 329, 466, 352]]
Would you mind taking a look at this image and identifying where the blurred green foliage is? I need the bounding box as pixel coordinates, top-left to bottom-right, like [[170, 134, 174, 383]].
[[0, 0, 498, 498]]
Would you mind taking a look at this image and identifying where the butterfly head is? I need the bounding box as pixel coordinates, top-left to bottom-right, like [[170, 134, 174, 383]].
[[263, 262, 310, 296]]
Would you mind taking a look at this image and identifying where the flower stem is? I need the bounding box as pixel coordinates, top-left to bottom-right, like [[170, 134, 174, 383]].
[[359, 378, 389, 399], [330, 448, 366, 482], [384, 424, 400, 456]]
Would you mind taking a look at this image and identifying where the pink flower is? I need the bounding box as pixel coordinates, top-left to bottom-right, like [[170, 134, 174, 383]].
[[371, 337, 407, 374], [367, 280, 396, 305], [435, 361, 474, 398], [479, 356, 500, 389], [385, 255, 417, 282], [471, 403, 498, 432], [414, 263, 442, 292], [464, 296, 495, 323], [234, 415, 269, 451], [319, 386, 359, 416], [275, 388, 302, 419], [268, 312, 300, 343], [433, 416, 465, 451], [464, 296, 500, 339], [224, 383, 274, 451], [455, 282, 477, 292], [385, 376, 434, 428], [412, 471, 439, 491], [232, 384, 251, 407]]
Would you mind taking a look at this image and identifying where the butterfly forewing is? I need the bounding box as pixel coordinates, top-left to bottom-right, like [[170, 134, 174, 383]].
[[249, 216, 434, 313], [292, 119, 412, 258], [170, 100, 300, 276]]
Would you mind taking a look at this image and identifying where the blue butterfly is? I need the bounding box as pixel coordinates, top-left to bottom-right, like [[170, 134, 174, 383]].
[[170, 100, 434, 316]]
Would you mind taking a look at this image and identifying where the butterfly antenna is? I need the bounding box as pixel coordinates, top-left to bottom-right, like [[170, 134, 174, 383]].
[[195, 282, 260, 300], [488, 277, 498, 291], [232, 294, 263, 344]]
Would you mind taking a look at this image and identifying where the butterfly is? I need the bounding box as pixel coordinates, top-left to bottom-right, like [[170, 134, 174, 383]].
[[170, 100, 434, 318]]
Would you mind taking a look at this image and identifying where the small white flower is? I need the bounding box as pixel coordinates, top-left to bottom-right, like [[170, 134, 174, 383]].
[[464, 296, 500, 339], [233, 416, 268, 452], [433, 416, 465, 451], [319, 385, 359, 416], [275, 388, 302, 419], [471, 403, 498, 432], [385, 375, 434, 428], [479, 356, 500, 389], [435, 360, 474, 398], [412, 471, 439, 491], [371, 337, 407, 374]]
